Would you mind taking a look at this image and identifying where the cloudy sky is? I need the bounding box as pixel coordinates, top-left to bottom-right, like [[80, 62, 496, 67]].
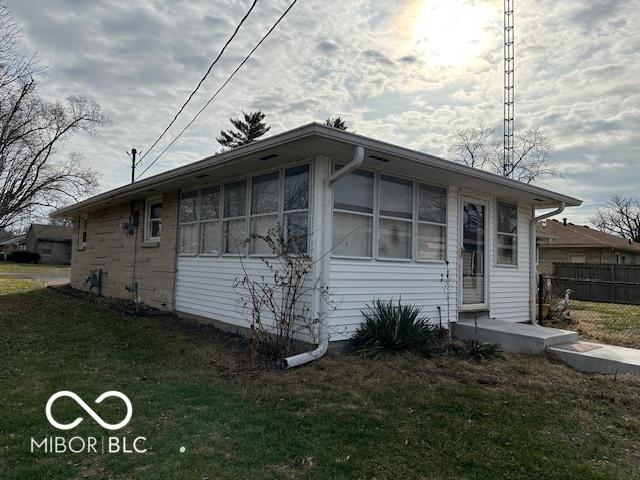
[[8, 0, 640, 223]]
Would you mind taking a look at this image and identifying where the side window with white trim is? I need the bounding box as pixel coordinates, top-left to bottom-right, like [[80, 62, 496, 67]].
[[145, 197, 163, 241], [496, 200, 517, 265], [79, 216, 88, 247]]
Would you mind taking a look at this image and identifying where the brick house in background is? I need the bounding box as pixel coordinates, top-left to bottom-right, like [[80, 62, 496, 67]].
[[25, 224, 73, 264], [537, 218, 640, 274]]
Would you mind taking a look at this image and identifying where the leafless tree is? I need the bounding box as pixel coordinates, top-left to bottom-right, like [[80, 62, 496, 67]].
[[449, 124, 558, 184], [448, 123, 494, 169], [0, 3, 107, 228], [235, 225, 335, 364], [592, 194, 640, 243]]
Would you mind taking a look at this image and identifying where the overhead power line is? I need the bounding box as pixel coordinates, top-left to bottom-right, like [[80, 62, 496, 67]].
[[135, 0, 299, 180], [135, 0, 259, 168]]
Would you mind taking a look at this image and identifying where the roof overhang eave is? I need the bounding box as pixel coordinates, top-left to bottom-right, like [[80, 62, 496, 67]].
[[53, 122, 582, 217]]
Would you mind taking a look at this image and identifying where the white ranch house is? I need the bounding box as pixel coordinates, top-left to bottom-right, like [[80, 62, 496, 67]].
[[55, 123, 581, 366]]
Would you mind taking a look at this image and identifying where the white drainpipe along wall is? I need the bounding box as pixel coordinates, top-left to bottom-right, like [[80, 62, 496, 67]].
[[284, 147, 364, 368]]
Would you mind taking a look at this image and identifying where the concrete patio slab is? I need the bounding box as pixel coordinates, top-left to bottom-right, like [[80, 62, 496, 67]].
[[453, 319, 579, 354], [550, 341, 640, 374]]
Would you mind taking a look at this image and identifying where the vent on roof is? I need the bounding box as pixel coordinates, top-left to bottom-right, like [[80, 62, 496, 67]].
[[369, 154, 390, 163], [196, 174, 208, 179], [260, 153, 279, 161]]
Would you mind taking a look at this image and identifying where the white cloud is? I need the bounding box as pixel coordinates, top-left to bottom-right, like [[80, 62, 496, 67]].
[[7, 0, 640, 225]]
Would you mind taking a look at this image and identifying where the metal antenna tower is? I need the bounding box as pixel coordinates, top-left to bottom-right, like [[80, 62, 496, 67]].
[[503, 0, 514, 177]]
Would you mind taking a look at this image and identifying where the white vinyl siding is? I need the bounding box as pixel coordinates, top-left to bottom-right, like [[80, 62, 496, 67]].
[[175, 161, 314, 340], [489, 202, 531, 323], [327, 187, 459, 339], [175, 156, 535, 339]]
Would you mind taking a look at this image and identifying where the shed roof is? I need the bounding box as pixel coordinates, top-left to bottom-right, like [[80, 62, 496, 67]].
[[28, 224, 73, 242], [0, 234, 26, 246]]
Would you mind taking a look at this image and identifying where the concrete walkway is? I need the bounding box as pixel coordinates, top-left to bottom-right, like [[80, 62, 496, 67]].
[[454, 318, 640, 374], [550, 341, 640, 374], [453, 319, 578, 354]]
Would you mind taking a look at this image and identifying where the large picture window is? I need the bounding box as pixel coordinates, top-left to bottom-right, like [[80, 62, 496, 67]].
[[331, 168, 448, 261], [178, 164, 310, 257], [332, 168, 374, 257], [496, 200, 518, 265]]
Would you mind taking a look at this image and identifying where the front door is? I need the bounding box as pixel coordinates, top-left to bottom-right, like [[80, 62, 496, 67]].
[[461, 199, 487, 309]]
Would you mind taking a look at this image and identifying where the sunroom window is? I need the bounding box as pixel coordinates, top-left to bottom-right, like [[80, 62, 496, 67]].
[[179, 191, 198, 254], [417, 184, 447, 260], [378, 175, 413, 259], [250, 172, 279, 255], [223, 180, 247, 255], [283, 165, 309, 254], [332, 168, 374, 257], [496, 200, 518, 265], [177, 164, 310, 258], [199, 186, 220, 254]]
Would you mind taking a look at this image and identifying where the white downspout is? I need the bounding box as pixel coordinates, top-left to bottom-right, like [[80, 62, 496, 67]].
[[529, 202, 565, 324], [284, 145, 365, 368]]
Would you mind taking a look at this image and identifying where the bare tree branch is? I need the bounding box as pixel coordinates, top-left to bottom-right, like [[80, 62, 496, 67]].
[[448, 124, 559, 184], [0, 4, 107, 228], [592, 194, 640, 243]]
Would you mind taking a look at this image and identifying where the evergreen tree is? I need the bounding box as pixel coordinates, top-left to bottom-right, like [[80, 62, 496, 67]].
[[216, 111, 271, 149], [324, 116, 349, 131]]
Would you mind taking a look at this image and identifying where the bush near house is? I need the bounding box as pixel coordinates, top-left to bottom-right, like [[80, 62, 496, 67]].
[[6, 251, 40, 263], [351, 299, 443, 357]]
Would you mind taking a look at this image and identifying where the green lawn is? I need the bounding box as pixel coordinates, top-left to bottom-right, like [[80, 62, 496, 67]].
[[2, 278, 640, 479], [0, 262, 70, 274], [568, 300, 640, 348]]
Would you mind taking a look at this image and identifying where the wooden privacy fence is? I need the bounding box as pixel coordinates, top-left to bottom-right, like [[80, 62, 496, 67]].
[[551, 262, 640, 305]]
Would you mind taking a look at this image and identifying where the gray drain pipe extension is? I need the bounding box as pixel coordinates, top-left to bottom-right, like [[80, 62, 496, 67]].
[[284, 145, 364, 368], [529, 202, 565, 324]]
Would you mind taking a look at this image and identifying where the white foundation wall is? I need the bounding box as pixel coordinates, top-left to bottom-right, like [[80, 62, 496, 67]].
[[326, 187, 460, 340]]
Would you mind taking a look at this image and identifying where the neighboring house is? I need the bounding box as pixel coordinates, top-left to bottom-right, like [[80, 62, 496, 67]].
[[54, 123, 581, 347], [537, 218, 640, 274], [24, 224, 73, 264], [0, 234, 26, 260]]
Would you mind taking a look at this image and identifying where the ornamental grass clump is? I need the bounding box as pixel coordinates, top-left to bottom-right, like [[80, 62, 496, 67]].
[[351, 299, 443, 357]]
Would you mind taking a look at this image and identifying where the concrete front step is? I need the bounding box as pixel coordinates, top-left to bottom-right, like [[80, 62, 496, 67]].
[[549, 342, 640, 374], [453, 319, 579, 354]]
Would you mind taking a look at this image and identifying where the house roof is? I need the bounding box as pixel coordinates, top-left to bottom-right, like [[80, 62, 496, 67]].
[[537, 219, 640, 253], [53, 123, 582, 217], [27, 224, 73, 242], [0, 234, 26, 246]]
